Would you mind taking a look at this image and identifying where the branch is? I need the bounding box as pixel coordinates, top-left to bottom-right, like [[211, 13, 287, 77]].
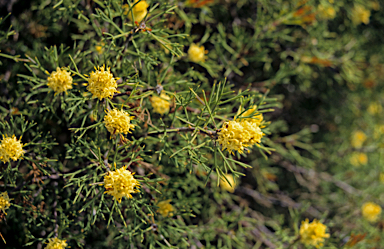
[[146, 127, 218, 137]]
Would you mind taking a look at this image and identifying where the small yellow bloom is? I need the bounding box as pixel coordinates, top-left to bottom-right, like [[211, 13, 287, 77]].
[[87, 65, 119, 100], [104, 108, 135, 136], [351, 130, 367, 149], [0, 192, 11, 215], [374, 124, 384, 139], [0, 135, 24, 163], [236, 105, 264, 127], [95, 41, 105, 54], [45, 237, 67, 249], [188, 44, 207, 63], [379, 173, 384, 183], [47, 67, 73, 94], [220, 174, 236, 193], [125, 0, 149, 23], [349, 152, 368, 167], [299, 219, 330, 248], [368, 102, 382, 115], [217, 120, 264, 154], [150, 93, 171, 115], [362, 202, 381, 222], [318, 5, 336, 19], [351, 5, 371, 25], [103, 166, 140, 203], [157, 199, 174, 217]]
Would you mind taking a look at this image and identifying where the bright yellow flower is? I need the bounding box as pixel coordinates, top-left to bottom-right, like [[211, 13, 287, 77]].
[[349, 152, 368, 167], [351, 5, 371, 25], [47, 67, 73, 94], [0, 135, 24, 163], [217, 120, 264, 154], [157, 200, 174, 217], [236, 105, 264, 127], [45, 237, 67, 249], [318, 5, 336, 19], [151, 93, 171, 115], [351, 130, 367, 149], [368, 102, 382, 115], [188, 44, 206, 63], [0, 192, 11, 215], [95, 41, 105, 54], [103, 166, 140, 203], [87, 65, 119, 100], [125, 0, 149, 23], [220, 174, 236, 193], [362, 202, 381, 222], [299, 219, 330, 248], [104, 108, 135, 136]]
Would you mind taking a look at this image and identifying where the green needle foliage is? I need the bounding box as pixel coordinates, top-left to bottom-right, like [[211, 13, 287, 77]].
[[1, 0, 384, 248]]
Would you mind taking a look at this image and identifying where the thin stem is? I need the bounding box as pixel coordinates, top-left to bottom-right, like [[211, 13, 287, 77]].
[[146, 127, 218, 137]]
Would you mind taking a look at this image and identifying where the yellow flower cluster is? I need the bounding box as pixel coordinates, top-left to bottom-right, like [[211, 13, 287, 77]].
[[318, 5, 336, 20], [45, 237, 68, 249], [351, 5, 371, 25], [87, 65, 119, 100], [103, 166, 140, 203], [362, 202, 382, 222], [220, 174, 236, 193], [47, 68, 73, 94], [349, 152, 368, 167], [351, 130, 366, 149], [299, 219, 330, 248], [368, 102, 382, 115], [157, 200, 174, 217], [151, 93, 171, 115], [125, 0, 149, 23], [217, 107, 264, 154], [0, 192, 11, 215], [104, 108, 135, 136], [188, 44, 207, 63], [0, 135, 24, 163]]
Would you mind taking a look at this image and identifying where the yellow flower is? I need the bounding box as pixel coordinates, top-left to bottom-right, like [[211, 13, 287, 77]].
[[103, 166, 140, 203], [351, 5, 371, 25], [150, 93, 171, 115], [368, 102, 382, 115], [125, 0, 149, 23], [220, 174, 236, 193], [299, 219, 330, 248], [45, 237, 67, 249], [95, 41, 105, 54], [362, 202, 381, 222], [0, 135, 24, 163], [188, 44, 207, 63], [0, 192, 11, 215], [104, 108, 135, 136], [217, 120, 264, 154], [374, 124, 384, 139], [47, 67, 73, 94], [87, 65, 119, 100], [318, 5, 336, 19], [157, 199, 174, 217], [351, 130, 367, 149], [236, 105, 264, 127], [349, 152, 368, 167]]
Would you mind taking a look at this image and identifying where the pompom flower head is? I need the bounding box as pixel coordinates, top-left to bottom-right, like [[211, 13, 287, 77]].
[[349, 152, 368, 167], [0, 135, 24, 163], [157, 199, 174, 217], [125, 0, 149, 23], [220, 174, 236, 193], [104, 108, 135, 136], [87, 65, 119, 100], [151, 93, 171, 115], [45, 237, 67, 249], [362, 202, 382, 222], [188, 44, 207, 63], [103, 166, 140, 203], [351, 130, 366, 149], [47, 67, 73, 94], [0, 192, 11, 215], [217, 120, 264, 154], [236, 105, 264, 127], [299, 219, 330, 248], [351, 5, 371, 25]]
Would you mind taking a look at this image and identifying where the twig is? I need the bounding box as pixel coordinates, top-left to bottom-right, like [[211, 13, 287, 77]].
[[146, 127, 218, 137]]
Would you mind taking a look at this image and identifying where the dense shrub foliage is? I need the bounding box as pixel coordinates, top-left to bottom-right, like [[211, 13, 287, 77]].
[[1, 0, 384, 248]]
